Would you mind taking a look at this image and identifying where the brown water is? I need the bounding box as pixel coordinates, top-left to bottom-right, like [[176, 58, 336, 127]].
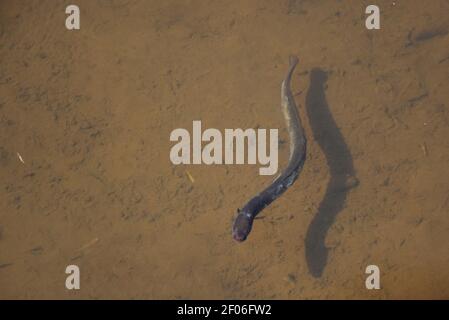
[[1, 0, 449, 299]]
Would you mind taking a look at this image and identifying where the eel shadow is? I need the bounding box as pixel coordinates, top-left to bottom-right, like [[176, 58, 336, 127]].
[[304, 68, 356, 278]]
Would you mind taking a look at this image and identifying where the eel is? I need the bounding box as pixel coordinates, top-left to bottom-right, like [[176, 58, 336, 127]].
[[232, 55, 307, 242]]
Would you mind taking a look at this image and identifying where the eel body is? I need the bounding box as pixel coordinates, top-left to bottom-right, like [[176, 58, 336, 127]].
[[232, 56, 307, 242]]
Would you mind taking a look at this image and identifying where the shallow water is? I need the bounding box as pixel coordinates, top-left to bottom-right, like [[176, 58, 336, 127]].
[[1, 0, 449, 299]]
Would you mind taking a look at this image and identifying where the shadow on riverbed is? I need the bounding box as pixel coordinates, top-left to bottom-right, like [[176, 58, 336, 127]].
[[304, 68, 356, 278]]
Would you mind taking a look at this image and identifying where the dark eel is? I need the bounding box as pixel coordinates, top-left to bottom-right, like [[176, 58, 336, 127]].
[[232, 56, 307, 242]]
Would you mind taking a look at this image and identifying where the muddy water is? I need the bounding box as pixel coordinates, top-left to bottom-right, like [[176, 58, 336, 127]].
[[1, 0, 449, 299]]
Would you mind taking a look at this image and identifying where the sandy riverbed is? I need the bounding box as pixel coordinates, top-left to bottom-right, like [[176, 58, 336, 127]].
[[1, 0, 449, 299]]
